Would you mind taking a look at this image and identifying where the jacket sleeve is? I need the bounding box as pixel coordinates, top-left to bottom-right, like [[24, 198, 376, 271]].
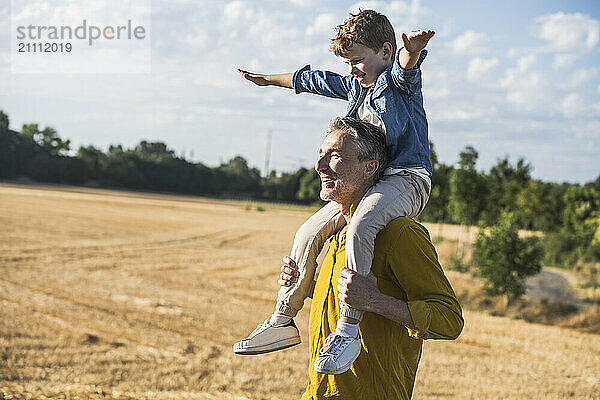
[[387, 223, 464, 341], [390, 49, 427, 97], [292, 64, 353, 100]]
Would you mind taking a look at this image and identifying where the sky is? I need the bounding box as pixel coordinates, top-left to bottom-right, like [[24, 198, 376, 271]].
[[0, 0, 599, 183]]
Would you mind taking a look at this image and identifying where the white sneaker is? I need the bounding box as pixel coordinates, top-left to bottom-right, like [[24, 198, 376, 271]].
[[233, 319, 301, 355], [313, 331, 361, 374]]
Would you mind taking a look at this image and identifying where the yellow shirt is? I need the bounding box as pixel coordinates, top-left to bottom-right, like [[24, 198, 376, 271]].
[[302, 217, 464, 400]]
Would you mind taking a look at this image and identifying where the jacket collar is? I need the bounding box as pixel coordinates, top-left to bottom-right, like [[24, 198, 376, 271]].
[[370, 65, 392, 99]]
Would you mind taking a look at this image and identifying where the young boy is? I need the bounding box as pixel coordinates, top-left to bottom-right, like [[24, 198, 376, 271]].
[[233, 9, 435, 375]]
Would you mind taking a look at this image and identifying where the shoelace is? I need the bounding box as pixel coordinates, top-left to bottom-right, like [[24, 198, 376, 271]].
[[246, 319, 271, 340], [319, 333, 352, 357]]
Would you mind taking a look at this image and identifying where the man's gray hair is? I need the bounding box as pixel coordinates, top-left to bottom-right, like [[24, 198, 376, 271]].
[[327, 117, 388, 182]]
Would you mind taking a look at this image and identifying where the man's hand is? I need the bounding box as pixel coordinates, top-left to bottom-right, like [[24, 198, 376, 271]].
[[278, 256, 299, 287], [401, 30, 435, 54], [337, 267, 417, 329], [237, 69, 294, 89], [336, 267, 382, 312]]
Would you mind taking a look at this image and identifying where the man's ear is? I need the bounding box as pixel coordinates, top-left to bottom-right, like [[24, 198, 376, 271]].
[[364, 160, 380, 179]]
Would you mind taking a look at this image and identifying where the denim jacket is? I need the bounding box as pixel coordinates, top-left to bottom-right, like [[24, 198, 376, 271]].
[[292, 49, 432, 175]]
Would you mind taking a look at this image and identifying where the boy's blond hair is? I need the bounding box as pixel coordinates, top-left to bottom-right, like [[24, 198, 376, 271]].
[[330, 9, 397, 58]]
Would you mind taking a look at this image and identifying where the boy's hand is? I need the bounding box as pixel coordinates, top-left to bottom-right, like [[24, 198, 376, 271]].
[[237, 69, 294, 89], [401, 30, 435, 54], [279, 256, 299, 287], [238, 68, 271, 86], [278, 256, 315, 298]]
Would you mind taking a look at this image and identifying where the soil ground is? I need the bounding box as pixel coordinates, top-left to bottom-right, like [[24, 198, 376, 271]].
[[1, 183, 599, 399]]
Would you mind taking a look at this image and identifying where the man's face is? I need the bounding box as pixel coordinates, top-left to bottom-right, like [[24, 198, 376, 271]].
[[341, 42, 392, 87], [315, 129, 368, 204]]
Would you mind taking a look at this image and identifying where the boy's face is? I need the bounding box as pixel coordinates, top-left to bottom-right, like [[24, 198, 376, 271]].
[[341, 42, 393, 88]]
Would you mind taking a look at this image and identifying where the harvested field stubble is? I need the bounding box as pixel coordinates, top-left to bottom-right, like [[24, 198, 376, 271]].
[[0, 184, 599, 399]]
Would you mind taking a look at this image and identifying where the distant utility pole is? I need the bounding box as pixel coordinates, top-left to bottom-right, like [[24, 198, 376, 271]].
[[264, 130, 272, 177]]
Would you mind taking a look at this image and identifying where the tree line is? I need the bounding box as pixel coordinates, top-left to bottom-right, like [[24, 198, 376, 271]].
[[1, 110, 598, 273]]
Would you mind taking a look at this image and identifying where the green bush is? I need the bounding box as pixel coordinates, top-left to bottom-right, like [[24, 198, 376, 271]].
[[543, 186, 600, 268], [474, 212, 543, 301]]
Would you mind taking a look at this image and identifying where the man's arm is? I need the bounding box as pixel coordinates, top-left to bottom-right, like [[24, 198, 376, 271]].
[[336, 269, 417, 330], [338, 223, 464, 340], [281, 259, 418, 329], [238, 69, 293, 88]]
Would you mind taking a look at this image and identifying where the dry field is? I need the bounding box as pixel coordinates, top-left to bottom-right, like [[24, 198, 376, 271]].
[[1, 183, 599, 400]]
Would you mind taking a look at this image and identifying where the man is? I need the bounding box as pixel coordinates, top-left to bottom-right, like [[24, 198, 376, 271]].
[[235, 11, 436, 374], [279, 117, 464, 399]]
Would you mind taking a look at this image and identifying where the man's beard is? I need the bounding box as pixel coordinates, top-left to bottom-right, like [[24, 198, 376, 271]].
[[319, 186, 336, 201], [319, 180, 344, 202]]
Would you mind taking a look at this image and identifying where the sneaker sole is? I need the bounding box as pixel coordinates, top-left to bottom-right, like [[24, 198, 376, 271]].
[[233, 336, 301, 355], [313, 357, 358, 375], [313, 350, 359, 375]]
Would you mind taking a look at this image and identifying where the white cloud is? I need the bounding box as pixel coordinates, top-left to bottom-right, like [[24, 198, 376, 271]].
[[0, 52, 8, 71], [452, 30, 488, 55], [582, 120, 600, 140], [572, 120, 600, 155], [517, 53, 536, 71], [306, 13, 337, 36], [560, 93, 585, 117], [0, 3, 8, 18], [289, 0, 319, 6], [500, 53, 535, 85], [223, 1, 253, 25], [591, 103, 600, 118], [566, 67, 597, 87], [504, 79, 552, 113], [536, 12, 599, 51], [499, 54, 553, 113], [535, 12, 600, 68], [245, 10, 302, 49], [432, 105, 485, 123], [185, 27, 207, 49], [386, 0, 430, 20], [467, 57, 498, 80], [13, 0, 150, 27], [12, 1, 51, 21], [553, 53, 575, 68], [348, 0, 430, 31], [422, 67, 450, 100]]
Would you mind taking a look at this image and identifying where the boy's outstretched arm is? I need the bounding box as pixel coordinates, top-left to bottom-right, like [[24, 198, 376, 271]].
[[237, 69, 293, 89], [399, 30, 435, 69]]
